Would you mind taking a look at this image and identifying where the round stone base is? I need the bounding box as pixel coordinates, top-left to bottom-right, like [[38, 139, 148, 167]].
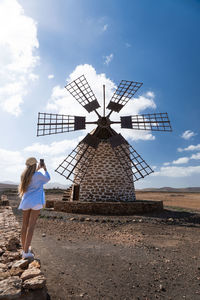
[[53, 200, 163, 215]]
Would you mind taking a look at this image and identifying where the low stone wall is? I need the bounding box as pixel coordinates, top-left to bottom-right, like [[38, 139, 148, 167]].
[[0, 200, 48, 300], [53, 200, 163, 215]]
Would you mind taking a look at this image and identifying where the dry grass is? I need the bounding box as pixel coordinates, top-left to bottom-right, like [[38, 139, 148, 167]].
[[135, 191, 200, 211]]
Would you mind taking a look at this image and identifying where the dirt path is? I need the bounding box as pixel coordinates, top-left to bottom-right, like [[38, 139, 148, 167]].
[[13, 206, 200, 300]]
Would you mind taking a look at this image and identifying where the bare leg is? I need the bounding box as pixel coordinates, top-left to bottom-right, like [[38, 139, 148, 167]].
[[21, 210, 31, 250], [24, 209, 40, 253]]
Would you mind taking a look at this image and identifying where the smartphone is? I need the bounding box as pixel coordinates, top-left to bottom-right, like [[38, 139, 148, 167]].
[[40, 159, 44, 167]]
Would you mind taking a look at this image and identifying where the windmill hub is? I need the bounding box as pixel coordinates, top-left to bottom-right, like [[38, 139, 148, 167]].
[[97, 116, 111, 128]]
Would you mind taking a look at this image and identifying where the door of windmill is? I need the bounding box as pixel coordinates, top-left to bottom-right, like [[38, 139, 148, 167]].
[[72, 184, 80, 201]]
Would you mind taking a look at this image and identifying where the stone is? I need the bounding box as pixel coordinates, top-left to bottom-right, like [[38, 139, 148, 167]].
[[0, 263, 7, 270], [2, 251, 21, 263], [20, 267, 42, 281], [0, 271, 10, 280], [42, 233, 46, 237], [28, 260, 41, 269], [0, 276, 22, 299], [10, 267, 24, 276], [0, 248, 4, 256], [11, 259, 29, 269], [22, 275, 46, 290], [6, 236, 20, 251]]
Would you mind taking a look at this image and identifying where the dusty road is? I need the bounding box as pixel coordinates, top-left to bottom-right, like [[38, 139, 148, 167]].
[[13, 205, 200, 300]]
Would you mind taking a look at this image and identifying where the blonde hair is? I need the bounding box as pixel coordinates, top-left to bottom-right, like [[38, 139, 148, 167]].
[[18, 164, 37, 198]]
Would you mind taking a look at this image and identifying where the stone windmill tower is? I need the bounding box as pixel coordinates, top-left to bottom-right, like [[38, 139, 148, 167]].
[[37, 75, 172, 203]]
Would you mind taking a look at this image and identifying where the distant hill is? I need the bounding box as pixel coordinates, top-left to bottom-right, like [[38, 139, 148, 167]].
[[136, 187, 200, 193], [0, 181, 68, 191], [0, 183, 18, 191], [0, 182, 199, 193]]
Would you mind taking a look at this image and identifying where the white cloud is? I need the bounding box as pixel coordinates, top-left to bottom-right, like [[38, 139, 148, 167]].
[[0, 0, 39, 116], [172, 157, 190, 164], [0, 148, 24, 181], [163, 162, 170, 166], [153, 165, 200, 178], [191, 152, 200, 160], [48, 74, 54, 79], [102, 24, 108, 32], [104, 53, 114, 65], [46, 64, 157, 142], [181, 130, 197, 140], [178, 144, 200, 152], [24, 136, 85, 156]]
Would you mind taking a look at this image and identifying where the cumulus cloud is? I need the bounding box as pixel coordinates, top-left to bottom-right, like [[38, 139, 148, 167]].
[[172, 157, 190, 164], [103, 53, 113, 65], [181, 130, 197, 140], [46, 64, 157, 141], [0, 0, 39, 116], [178, 144, 200, 152], [153, 165, 200, 178], [24, 136, 85, 156], [0, 148, 24, 181], [48, 74, 54, 79]]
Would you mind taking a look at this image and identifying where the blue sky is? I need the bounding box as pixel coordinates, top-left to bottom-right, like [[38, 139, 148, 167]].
[[0, 0, 200, 188]]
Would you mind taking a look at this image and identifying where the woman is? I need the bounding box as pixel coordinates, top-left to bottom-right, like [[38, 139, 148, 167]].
[[18, 157, 50, 259]]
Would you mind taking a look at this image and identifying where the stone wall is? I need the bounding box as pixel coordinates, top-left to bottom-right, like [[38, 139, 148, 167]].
[[74, 141, 136, 202], [0, 199, 47, 300], [54, 200, 163, 215]]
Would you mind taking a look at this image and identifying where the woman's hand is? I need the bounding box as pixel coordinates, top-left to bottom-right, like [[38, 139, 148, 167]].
[[37, 163, 47, 171]]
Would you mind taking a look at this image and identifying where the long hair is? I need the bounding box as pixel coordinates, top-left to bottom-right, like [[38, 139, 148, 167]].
[[18, 164, 37, 198]]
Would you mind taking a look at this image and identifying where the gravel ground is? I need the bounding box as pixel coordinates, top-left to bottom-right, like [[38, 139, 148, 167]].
[[11, 202, 200, 300]]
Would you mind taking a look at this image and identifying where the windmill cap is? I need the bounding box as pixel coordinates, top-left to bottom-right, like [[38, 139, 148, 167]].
[[26, 157, 38, 166]]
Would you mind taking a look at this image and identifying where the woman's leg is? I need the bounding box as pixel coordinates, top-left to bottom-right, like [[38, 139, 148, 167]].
[[24, 209, 40, 253], [21, 210, 31, 250]]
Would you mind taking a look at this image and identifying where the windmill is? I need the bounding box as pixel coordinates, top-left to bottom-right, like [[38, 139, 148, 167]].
[[37, 75, 172, 202]]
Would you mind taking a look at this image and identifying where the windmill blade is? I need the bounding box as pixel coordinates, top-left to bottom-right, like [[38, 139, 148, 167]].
[[55, 134, 99, 183], [109, 135, 154, 182], [65, 75, 101, 115], [107, 80, 143, 114], [120, 112, 172, 131], [37, 113, 86, 136]]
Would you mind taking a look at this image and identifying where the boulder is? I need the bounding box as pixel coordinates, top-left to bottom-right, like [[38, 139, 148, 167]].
[[11, 259, 29, 270], [22, 275, 46, 290], [20, 267, 42, 281], [0, 276, 22, 299]]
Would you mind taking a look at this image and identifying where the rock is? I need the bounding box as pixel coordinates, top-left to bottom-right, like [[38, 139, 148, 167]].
[[11, 259, 29, 269], [6, 236, 20, 251], [80, 217, 85, 222], [10, 267, 24, 276], [0, 263, 7, 270], [85, 218, 91, 221], [22, 275, 46, 290], [2, 251, 21, 263], [28, 260, 41, 269], [70, 217, 76, 221], [0, 248, 4, 256], [20, 267, 42, 281], [159, 284, 166, 291], [42, 233, 46, 237], [0, 271, 10, 280], [168, 218, 174, 222], [0, 276, 22, 298]]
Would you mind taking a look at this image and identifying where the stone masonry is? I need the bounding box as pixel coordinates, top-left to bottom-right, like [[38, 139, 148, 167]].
[[73, 141, 136, 202], [0, 197, 47, 300]]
